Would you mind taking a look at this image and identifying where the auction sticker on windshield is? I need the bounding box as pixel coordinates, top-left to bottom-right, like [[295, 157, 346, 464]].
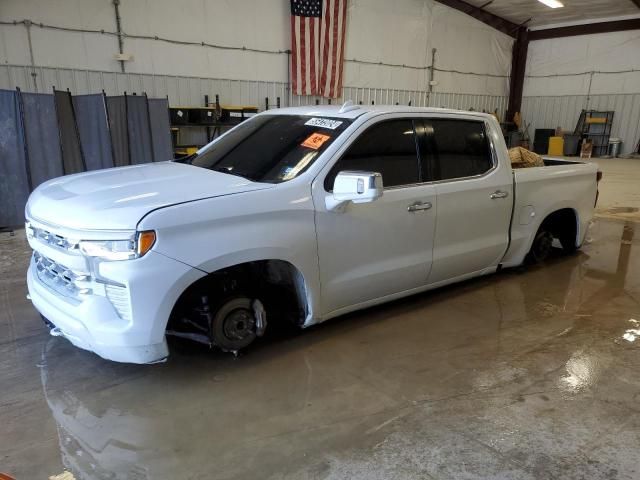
[[304, 118, 343, 130], [302, 132, 331, 150]]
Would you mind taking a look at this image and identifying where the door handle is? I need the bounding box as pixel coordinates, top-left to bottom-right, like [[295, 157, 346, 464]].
[[490, 190, 509, 199], [407, 202, 432, 212]]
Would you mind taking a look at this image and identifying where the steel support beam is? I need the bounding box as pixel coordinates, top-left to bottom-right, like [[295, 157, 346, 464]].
[[506, 27, 529, 122], [529, 18, 640, 41], [435, 2, 640, 124], [112, 0, 125, 73], [433, 0, 519, 38]]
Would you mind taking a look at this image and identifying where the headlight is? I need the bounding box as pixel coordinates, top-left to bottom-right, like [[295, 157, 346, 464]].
[[79, 231, 156, 261]]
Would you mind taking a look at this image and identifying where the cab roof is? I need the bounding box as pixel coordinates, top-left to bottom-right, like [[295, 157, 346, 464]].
[[263, 104, 494, 121]]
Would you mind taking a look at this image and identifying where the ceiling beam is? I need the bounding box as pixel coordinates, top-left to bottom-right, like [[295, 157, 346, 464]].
[[433, 0, 519, 38], [529, 18, 640, 41]]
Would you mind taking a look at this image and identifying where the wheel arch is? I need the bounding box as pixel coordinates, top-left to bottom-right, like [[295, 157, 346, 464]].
[[502, 203, 581, 267], [536, 206, 580, 247], [166, 257, 313, 337], [523, 206, 580, 262]]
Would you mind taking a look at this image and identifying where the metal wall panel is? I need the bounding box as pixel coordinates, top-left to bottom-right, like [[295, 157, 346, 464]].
[[1, 64, 508, 119], [522, 94, 640, 155]]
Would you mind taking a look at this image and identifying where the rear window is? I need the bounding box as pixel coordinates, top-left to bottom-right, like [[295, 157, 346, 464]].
[[421, 119, 492, 181], [180, 114, 351, 183]]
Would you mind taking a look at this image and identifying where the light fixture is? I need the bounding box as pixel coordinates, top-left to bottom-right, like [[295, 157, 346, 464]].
[[537, 0, 564, 8]]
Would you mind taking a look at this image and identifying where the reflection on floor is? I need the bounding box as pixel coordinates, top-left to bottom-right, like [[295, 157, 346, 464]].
[[592, 157, 640, 223], [1, 217, 639, 479]]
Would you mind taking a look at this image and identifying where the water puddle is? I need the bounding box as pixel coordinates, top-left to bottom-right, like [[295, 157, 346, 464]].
[[606, 207, 639, 214], [621, 319, 640, 343]]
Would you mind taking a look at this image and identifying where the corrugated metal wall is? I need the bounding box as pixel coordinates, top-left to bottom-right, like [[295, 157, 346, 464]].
[[5, 68, 638, 154], [522, 94, 640, 155], [0, 64, 507, 115]]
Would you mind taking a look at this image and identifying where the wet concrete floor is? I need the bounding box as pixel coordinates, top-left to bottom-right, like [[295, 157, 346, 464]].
[[1, 217, 640, 479]]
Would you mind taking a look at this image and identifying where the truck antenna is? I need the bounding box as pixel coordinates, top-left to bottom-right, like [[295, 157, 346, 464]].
[[338, 100, 360, 113]]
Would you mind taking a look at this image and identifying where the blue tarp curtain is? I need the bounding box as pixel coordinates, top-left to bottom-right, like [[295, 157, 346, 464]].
[[73, 94, 114, 171], [0, 90, 31, 226], [0, 89, 171, 227], [106, 95, 130, 168], [148, 98, 173, 162], [54, 90, 86, 175], [21, 92, 64, 189], [126, 95, 154, 165]]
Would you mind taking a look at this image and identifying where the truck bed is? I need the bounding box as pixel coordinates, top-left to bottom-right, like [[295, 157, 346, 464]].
[[542, 157, 589, 167], [500, 157, 599, 268], [511, 156, 590, 169]]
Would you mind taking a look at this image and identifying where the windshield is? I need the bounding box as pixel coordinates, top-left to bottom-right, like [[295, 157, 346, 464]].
[[179, 114, 352, 183]]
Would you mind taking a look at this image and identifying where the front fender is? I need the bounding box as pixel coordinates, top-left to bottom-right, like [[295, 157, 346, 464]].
[[137, 184, 322, 323]]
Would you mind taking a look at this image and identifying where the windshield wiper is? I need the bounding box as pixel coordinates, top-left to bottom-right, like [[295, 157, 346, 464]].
[[175, 152, 198, 164], [212, 166, 247, 178]]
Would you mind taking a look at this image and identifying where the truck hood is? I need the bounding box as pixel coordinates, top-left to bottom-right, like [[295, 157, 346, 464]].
[[26, 162, 273, 230]]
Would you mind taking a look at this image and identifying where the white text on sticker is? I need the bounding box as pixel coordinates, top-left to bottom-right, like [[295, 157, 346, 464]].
[[305, 118, 343, 130]]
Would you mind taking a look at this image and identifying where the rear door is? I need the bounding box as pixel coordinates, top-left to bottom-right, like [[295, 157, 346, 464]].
[[419, 117, 513, 284]]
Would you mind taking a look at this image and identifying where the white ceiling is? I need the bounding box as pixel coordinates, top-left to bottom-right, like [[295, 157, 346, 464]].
[[464, 0, 640, 27]]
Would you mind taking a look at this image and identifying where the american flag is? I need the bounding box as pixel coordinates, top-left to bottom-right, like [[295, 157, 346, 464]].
[[290, 0, 347, 98]]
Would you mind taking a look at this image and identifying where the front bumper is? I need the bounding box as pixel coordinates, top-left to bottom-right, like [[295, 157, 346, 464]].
[[27, 248, 204, 364]]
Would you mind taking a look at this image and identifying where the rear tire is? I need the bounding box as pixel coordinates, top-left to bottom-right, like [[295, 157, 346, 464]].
[[527, 228, 554, 264], [211, 296, 258, 352]]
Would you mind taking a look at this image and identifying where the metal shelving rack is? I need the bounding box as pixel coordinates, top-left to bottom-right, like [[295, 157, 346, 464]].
[[169, 94, 259, 158], [574, 110, 614, 157]]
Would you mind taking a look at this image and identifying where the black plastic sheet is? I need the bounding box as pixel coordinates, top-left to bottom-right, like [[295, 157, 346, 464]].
[[106, 96, 130, 167], [21, 92, 64, 188], [73, 94, 114, 171], [54, 90, 85, 174], [0, 90, 30, 226], [126, 95, 154, 164], [148, 98, 173, 161]]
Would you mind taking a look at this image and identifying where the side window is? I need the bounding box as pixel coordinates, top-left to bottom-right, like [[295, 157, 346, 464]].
[[422, 119, 492, 181], [324, 119, 419, 191]]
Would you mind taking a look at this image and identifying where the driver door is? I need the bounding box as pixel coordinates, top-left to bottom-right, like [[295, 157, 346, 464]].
[[312, 118, 437, 316]]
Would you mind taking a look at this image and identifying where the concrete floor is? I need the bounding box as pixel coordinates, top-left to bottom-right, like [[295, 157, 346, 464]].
[[593, 157, 640, 222], [2, 159, 640, 480]]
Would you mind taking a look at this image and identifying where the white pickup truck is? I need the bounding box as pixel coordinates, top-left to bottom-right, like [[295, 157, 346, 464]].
[[25, 104, 599, 363]]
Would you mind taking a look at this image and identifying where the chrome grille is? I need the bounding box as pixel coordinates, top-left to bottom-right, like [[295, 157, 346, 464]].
[[33, 252, 89, 299], [27, 222, 78, 252]]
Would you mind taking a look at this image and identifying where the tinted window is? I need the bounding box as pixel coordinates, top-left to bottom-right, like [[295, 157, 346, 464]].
[[180, 115, 351, 183], [420, 119, 492, 181], [325, 120, 419, 190]]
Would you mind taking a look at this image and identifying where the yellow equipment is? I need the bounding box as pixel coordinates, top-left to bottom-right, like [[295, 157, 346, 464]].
[[548, 136, 564, 156]]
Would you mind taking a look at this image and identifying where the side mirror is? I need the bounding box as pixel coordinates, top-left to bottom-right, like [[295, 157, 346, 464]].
[[326, 171, 383, 211]]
